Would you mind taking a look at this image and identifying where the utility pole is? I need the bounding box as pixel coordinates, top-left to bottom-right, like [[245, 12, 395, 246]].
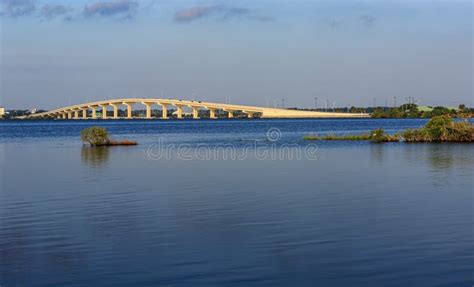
[[314, 97, 318, 110], [393, 96, 397, 108], [326, 99, 329, 112], [281, 99, 285, 109]]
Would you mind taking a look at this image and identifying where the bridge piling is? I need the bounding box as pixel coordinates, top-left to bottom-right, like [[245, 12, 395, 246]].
[[111, 104, 119, 119], [176, 106, 183, 119], [124, 103, 132, 119], [100, 105, 107, 120], [160, 104, 169, 119], [243, 111, 254, 118], [191, 106, 200, 119], [208, 108, 217, 119], [223, 109, 234, 118], [143, 103, 152, 119]]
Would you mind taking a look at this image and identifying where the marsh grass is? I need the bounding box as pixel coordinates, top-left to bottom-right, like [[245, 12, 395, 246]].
[[304, 128, 399, 143], [304, 134, 372, 141]]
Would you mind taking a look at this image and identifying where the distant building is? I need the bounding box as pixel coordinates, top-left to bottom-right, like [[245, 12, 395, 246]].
[[31, 108, 38, 114], [0, 107, 5, 117]]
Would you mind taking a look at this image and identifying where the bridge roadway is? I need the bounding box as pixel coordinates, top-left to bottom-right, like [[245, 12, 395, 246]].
[[23, 98, 369, 119]]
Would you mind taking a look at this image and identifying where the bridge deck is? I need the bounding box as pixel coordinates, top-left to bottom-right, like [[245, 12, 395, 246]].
[[23, 98, 369, 119]]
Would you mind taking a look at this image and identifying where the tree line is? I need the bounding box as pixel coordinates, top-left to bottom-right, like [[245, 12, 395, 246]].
[[370, 104, 472, 119]]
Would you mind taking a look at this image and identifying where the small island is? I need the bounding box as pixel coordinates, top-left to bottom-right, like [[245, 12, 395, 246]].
[[304, 116, 474, 143], [81, 127, 138, 146]]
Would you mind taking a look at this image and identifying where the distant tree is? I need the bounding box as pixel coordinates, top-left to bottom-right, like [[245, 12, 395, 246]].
[[421, 111, 432, 118], [389, 108, 402, 118], [431, 106, 450, 117], [406, 105, 420, 118], [425, 115, 452, 140], [371, 108, 388, 118], [350, 106, 365, 113]]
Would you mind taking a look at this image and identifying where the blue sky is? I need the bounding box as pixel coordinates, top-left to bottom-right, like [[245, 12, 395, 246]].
[[0, 0, 472, 109]]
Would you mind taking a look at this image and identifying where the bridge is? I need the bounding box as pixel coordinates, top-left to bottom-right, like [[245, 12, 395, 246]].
[[23, 98, 369, 120]]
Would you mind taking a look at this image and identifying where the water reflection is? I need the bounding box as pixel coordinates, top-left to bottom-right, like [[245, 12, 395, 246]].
[[401, 144, 473, 171], [1, 120, 473, 287], [81, 147, 110, 167], [369, 144, 385, 165], [399, 144, 474, 187], [425, 144, 473, 171]]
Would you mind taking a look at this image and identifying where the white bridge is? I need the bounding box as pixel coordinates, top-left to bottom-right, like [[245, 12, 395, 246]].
[[24, 98, 369, 119]]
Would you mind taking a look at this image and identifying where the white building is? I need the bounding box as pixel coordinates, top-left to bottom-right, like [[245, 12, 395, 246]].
[[0, 107, 5, 117]]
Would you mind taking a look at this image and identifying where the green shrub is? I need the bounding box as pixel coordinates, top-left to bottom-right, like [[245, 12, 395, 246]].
[[402, 128, 432, 142], [402, 116, 474, 142], [425, 115, 451, 140], [81, 127, 110, 146], [444, 121, 474, 142]]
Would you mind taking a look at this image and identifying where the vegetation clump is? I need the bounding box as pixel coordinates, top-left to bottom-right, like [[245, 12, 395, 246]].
[[81, 127, 109, 146], [304, 116, 474, 143], [402, 115, 474, 143], [81, 126, 137, 146]]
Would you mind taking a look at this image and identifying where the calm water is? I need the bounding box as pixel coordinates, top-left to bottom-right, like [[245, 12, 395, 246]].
[[0, 119, 473, 287]]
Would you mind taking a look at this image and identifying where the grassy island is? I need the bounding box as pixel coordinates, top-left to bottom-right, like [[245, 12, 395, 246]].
[[304, 128, 399, 143], [81, 127, 138, 146], [402, 116, 474, 143], [304, 116, 474, 143]]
